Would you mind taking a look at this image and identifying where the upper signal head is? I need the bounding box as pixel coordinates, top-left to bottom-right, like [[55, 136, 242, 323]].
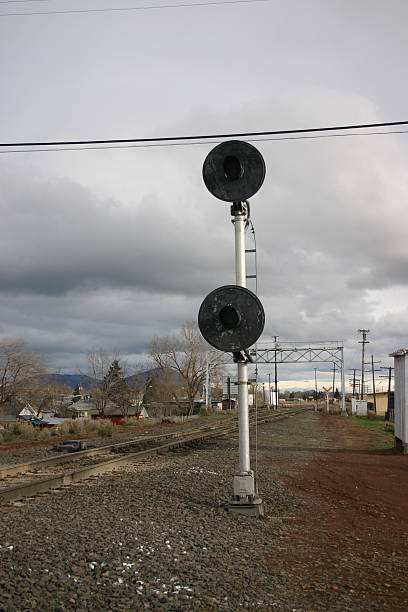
[[202, 140, 266, 203]]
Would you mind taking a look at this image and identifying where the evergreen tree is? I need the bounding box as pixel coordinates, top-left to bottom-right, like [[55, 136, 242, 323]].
[[103, 360, 131, 416], [73, 384, 81, 402]]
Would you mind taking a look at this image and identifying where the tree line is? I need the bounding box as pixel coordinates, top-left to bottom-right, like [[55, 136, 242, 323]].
[[0, 322, 224, 417]]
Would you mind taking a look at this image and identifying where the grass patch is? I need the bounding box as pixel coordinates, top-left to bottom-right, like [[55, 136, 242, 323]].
[[347, 415, 394, 449]]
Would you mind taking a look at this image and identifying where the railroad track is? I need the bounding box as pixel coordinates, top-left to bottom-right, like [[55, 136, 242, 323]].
[[0, 407, 309, 505]]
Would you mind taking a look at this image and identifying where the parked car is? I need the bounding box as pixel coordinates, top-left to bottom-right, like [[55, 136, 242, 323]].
[[53, 440, 88, 453]]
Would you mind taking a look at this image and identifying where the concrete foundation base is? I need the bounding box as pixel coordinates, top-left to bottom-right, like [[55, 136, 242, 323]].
[[227, 496, 264, 517], [395, 437, 408, 455]]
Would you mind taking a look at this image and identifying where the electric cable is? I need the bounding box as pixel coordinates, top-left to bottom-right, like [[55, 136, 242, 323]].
[[1, 120, 408, 149], [1, 129, 408, 154], [0, 0, 55, 3], [0, 0, 272, 16]]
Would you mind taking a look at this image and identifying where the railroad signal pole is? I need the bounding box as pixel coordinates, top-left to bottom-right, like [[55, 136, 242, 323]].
[[233, 202, 251, 474], [314, 368, 318, 412], [358, 329, 370, 399], [200, 140, 266, 517], [274, 335, 279, 410]]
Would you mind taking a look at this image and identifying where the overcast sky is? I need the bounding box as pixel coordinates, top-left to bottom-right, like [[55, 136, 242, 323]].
[[1, 0, 408, 388]]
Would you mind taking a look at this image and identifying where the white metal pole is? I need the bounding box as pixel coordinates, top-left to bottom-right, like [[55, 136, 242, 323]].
[[234, 210, 251, 474], [205, 360, 209, 409], [341, 348, 346, 412]]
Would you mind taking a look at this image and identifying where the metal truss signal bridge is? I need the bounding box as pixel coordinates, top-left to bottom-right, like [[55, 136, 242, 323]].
[[251, 340, 345, 411]]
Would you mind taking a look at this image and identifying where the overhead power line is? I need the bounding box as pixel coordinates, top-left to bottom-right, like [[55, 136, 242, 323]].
[[0, 0, 55, 4], [1, 129, 408, 154], [1, 120, 408, 151], [0, 0, 271, 17]]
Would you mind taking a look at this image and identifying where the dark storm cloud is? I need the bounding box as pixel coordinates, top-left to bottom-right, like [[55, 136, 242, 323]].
[[1, 107, 408, 373], [2, 0, 408, 375], [0, 172, 233, 297]]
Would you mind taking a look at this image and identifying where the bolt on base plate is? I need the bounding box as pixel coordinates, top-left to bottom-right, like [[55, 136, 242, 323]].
[[227, 496, 264, 517]]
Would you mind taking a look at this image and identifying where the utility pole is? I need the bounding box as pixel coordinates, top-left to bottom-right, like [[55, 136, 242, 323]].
[[358, 329, 370, 400], [332, 363, 336, 403], [314, 368, 318, 412], [372, 355, 377, 413], [206, 360, 219, 410], [274, 335, 279, 410], [380, 366, 394, 421], [268, 372, 272, 409], [365, 356, 381, 414], [349, 369, 360, 397]]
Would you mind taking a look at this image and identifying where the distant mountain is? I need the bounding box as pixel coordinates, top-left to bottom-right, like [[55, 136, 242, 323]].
[[126, 369, 158, 387], [45, 369, 158, 391], [44, 373, 98, 390]]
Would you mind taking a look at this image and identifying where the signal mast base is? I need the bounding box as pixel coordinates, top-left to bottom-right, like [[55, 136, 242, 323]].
[[226, 472, 264, 517], [227, 497, 264, 517]]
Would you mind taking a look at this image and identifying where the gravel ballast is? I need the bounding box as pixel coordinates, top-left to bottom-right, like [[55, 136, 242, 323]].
[[1, 409, 404, 610]]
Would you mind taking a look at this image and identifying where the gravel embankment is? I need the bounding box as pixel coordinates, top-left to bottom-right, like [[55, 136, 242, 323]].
[[0, 411, 317, 610]]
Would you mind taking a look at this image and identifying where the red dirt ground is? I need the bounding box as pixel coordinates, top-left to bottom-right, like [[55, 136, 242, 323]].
[[275, 414, 408, 610]]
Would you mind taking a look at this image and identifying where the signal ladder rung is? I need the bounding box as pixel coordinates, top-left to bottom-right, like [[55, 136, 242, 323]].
[[246, 275, 256, 279], [245, 249, 256, 253]]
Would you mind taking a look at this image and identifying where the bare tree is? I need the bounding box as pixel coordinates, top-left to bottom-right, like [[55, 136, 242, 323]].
[[38, 379, 72, 413], [87, 348, 112, 416], [0, 339, 48, 412], [143, 368, 185, 416], [149, 321, 223, 416]]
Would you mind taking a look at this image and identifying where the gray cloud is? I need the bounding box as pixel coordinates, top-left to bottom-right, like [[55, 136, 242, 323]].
[[2, 1, 408, 380]]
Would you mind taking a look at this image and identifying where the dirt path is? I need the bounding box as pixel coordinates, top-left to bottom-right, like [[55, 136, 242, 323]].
[[272, 413, 408, 610]]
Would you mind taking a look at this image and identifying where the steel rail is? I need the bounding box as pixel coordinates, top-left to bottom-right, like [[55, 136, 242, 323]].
[[0, 407, 310, 505], [0, 417, 239, 478]]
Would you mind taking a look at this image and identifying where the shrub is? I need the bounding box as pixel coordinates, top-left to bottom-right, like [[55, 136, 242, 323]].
[[122, 417, 139, 427], [39, 428, 52, 440], [59, 419, 86, 435], [96, 420, 114, 437], [9, 421, 37, 440]]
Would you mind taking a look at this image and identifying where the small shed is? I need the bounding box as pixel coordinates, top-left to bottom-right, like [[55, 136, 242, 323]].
[[365, 391, 393, 417], [221, 398, 237, 410], [17, 404, 38, 420]]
